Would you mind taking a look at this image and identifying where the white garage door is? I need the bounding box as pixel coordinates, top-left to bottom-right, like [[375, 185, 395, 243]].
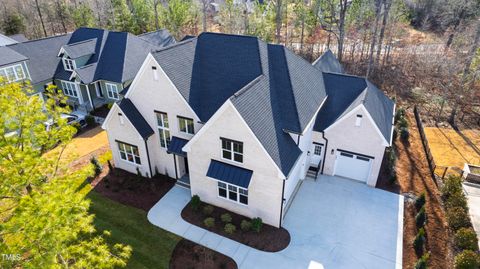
[[334, 151, 373, 183]]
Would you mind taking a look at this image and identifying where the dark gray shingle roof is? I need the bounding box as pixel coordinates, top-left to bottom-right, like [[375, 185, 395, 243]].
[[314, 73, 394, 143], [152, 33, 327, 176], [313, 49, 344, 73], [8, 34, 28, 43], [8, 34, 71, 84], [138, 29, 176, 47], [62, 38, 97, 59], [0, 46, 28, 67], [118, 98, 154, 139]]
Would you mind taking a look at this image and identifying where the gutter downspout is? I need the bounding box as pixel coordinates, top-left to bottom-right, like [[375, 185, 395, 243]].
[[320, 131, 328, 175], [144, 138, 153, 178], [279, 178, 286, 228]]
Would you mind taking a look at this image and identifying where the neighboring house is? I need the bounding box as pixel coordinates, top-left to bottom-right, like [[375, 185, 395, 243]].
[[102, 33, 395, 228], [0, 46, 30, 85], [0, 28, 175, 113]]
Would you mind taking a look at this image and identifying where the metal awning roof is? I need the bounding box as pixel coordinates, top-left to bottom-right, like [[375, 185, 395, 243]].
[[206, 159, 253, 188], [167, 136, 189, 156]]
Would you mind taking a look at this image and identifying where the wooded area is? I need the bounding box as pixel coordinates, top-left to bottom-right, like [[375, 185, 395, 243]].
[[2, 0, 477, 127]]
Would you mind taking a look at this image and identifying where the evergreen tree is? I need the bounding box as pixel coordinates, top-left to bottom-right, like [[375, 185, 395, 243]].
[[2, 13, 26, 35], [0, 81, 131, 268], [131, 0, 155, 34], [72, 3, 96, 28], [159, 0, 195, 39], [111, 0, 135, 32]]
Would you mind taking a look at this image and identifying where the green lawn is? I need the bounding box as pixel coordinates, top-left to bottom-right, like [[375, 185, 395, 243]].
[[87, 191, 180, 269]]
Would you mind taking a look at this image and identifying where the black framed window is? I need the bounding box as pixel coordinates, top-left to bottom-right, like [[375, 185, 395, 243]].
[[117, 141, 141, 164], [221, 138, 243, 163], [178, 116, 194, 134]]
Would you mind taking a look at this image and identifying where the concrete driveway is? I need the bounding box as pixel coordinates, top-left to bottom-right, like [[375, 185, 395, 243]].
[[148, 175, 403, 269]]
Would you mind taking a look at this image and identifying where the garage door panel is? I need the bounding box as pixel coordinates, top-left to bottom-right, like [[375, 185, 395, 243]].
[[334, 151, 372, 183]]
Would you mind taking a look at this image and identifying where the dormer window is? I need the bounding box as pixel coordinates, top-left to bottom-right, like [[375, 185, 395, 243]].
[[355, 114, 363, 126], [63, 58, 75, 71]]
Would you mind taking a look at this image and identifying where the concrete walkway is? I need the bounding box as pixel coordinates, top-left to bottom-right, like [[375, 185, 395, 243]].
[[463, 182, 480, 250], [148, 175, 404, 269]]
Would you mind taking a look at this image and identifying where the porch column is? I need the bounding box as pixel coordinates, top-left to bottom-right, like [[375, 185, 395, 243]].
[[85, 84, 94, 110]]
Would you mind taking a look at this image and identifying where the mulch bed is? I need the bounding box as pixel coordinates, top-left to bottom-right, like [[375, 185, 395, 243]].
[[91, 166, 175, 211], [90, 106, 110, 118], [181, 201, 290, 252], [395, 111, 453, 268], [170, 239, 237, 269]]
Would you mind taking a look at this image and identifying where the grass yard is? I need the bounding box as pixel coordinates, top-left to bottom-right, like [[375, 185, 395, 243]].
[[87, 191, 181, 269], [424, 127, 480, 169]]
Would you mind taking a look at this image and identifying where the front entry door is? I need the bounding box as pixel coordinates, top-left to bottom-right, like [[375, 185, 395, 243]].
[[184, 157, 189, 174], [310, 143, 323, 167]]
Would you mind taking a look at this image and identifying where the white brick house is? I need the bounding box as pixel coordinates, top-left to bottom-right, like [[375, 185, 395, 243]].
[[103, 33, 395, 227]]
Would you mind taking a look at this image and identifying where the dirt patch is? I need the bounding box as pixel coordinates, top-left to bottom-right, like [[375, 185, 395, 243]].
[[170, 239, 237, 269], [181, 201, 290, 252], [397, 112, 453, 268], [91, 166, 176, 211]]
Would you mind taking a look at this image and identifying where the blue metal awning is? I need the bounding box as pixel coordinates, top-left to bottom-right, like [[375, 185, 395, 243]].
[[167, 136, 189, 157], [206, 160, 253, 188]]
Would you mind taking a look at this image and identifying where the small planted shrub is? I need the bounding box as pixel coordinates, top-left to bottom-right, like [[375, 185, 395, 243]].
[[442, 175, 463, 200], [455, 228, 479, 251], [395, 108, 405, 124], [415, 206, 427, 228], [136, 167, 142, 177], [221, 213, 232, 223], [224, 223, 236, 234], [414, 253, 430, 269], [107, 102, 114, 109], [413, 228, 426, 256], [447, 207, 471, 231], [85, 115, 95, 126], [190, 195, 201, 211], [454, 250, 480, 269], [90, 156, 102, 176], [400, 127, 409, 141], [398, 116, 409, 128], [240, 220, 252, 231], [446, 191, 468, 210], [204, 217, 215, 228], [251, 217, 263, 233], [415, 192, 426, 211], [202, 205, 214, 216]]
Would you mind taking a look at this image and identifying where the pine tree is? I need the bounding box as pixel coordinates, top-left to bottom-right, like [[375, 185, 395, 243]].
[[0, 81, 131, 268]]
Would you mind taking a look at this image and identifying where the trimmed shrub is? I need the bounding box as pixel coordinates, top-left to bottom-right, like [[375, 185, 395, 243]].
[[455, 228, 479, 251], [85, 115, 95, 126], [224, 223, 236, 234], [90, 156, 102, 176], [221, 213, 232, 223], [413, 228, 426, 256], [446, 191, 468, 210], [251, 217, 263, 233], [107, 102, 114, 109], [204, 217, 215, 228], [455, 250, 480, 269], [395, 108, 405, 124], [190, 195, 201, 211], [442, 175, 463, 200], [415, 192, 426, 211], [400, 127, 409, 141], [392, 128, 398, 142], [447, 206, 471, 231], [71, 122, 82, 133], [398, 116, 408, 128], [415, 206, 427, 228], [414, 253, 430, 269], [240, 220, 252, 231], [202, 205, 214, 216]]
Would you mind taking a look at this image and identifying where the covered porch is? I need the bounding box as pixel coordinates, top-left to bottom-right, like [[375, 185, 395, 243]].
[[167, 136, 191, 188]]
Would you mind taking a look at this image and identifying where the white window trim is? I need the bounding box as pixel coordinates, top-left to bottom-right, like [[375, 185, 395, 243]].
[[156, 112, 170, 148], [117, 141, 141, 165], [0, 64, 26, 83], [62, 57, 76, 72], [217, 180, 248, 206], [178, 116, 195, 135], [60, 81, 79, 98], [221, 139, 244, 164], [106, 82, 120, 100]]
